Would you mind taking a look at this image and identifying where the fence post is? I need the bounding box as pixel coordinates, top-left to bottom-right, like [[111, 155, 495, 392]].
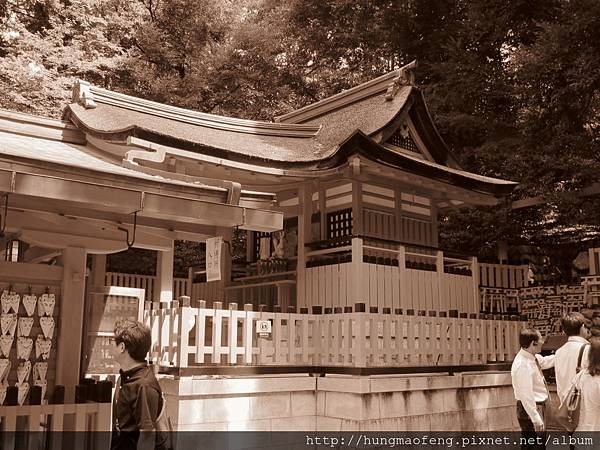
[[353, 303, 367, 367], [176, 306, 191, 367], [243, 304, 254, 365], [228, 303, 239, 365], [212, 302, 224, 364]]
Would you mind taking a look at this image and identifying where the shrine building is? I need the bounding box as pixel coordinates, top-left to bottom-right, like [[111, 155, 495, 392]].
[[0, 62, 531, 438]]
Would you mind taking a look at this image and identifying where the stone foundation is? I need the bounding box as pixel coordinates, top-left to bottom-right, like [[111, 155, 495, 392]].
[[159, 371, 519, 432]]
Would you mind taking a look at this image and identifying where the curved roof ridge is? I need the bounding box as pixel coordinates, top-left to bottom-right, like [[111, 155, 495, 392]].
[[275, 61, 417, 124], [71, 80, 321, 138]]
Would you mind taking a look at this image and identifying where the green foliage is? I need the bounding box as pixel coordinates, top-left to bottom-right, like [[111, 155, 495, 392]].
[[2, 0, 600, 280], [106, 247, 156, 275]]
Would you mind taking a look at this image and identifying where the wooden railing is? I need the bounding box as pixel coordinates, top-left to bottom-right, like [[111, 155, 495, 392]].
[[0, 402, 111, 450], [301, 237, 479, 314], [144, 301, 522, 369], [478, 262, 529, 288], [105, 272, 188, 302]]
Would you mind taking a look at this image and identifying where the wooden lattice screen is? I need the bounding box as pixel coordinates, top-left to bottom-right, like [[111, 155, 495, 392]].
[[327, 208, 353, 239], [386, 128, 419, 152]]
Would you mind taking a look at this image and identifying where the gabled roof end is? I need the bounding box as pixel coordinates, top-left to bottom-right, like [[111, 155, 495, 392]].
[[275, 60, 418, 124]]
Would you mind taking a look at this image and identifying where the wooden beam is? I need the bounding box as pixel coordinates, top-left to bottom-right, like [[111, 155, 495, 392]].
[[5, 209, 176, 251], [22, 246, 61, 264], [0, 260, 63, 282], [20, 229, 128, 253]]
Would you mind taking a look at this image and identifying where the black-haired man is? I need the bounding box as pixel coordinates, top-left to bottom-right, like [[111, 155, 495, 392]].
[[110, 319, 167, 450]]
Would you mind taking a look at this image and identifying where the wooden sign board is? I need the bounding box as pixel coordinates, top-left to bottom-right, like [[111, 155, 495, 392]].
[[82, 286, 145, 375]]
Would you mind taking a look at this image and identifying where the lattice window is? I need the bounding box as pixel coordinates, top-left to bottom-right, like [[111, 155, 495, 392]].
[[386, 127, 419, 152], [327, 208, 353, 239]]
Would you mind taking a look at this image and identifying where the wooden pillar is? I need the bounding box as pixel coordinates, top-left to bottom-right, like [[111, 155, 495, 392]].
[[56, 246, 87, 402], [90, 254, 106, 287], [394, 188, 402, 242], [471, 256, 480, 314], [350, 180, 364, 306], [352, 180, 362, 236], [436, 250, 444, 313], [217, 227, 233, 305], [351, 237, 364, 306], [430, 204, 439, 248], [297, 185, 313, 308], [319, 185, 327, 240], [398, 245, 407, 309], [156, 241, 174, 303]]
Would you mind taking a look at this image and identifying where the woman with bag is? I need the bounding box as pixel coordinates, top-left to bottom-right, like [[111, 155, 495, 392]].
[[574, 337, 600, 431]]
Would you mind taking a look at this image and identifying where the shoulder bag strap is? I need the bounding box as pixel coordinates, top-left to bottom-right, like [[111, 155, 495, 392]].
[[576, 343, 589, 373]]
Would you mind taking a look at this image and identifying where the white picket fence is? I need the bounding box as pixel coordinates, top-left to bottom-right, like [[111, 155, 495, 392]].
[[144, 303, 522, 368], [0, 402, 112, 450], [105, 272, 188, 302]]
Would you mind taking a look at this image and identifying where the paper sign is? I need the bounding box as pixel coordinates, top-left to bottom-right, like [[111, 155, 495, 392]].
[[259, 237, 271, 260], [206, 236, 223, 282], [256, 320, 271, 337]]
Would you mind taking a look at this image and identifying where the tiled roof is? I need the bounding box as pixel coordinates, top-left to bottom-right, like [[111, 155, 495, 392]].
[[0, 129, 228, 197], [61, 64, 516, 195]]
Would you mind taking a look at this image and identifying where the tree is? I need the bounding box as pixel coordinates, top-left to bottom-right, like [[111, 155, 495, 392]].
[[0, 0, 142, 116]]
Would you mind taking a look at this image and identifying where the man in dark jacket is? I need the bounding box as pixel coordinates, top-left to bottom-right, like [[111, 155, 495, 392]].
[[110, 319, 167, 450]]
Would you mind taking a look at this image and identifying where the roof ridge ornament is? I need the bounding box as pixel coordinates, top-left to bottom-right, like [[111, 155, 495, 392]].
[[72, 80, 97, 109], [385, 60, 417, 101]]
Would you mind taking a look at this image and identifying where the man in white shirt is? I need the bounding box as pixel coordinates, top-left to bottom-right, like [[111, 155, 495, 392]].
[[511, 327, 555, 439], [555, 312, 590, 404]]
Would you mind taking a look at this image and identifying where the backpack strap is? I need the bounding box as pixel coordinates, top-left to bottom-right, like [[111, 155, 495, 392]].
[[576, 343, 589, 373]]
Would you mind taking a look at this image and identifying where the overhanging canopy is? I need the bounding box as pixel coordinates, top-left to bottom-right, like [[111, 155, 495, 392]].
[[0, 121, 283, 251]]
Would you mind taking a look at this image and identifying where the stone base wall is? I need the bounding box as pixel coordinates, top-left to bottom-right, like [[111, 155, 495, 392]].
[[159, 372, 519, 432]]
